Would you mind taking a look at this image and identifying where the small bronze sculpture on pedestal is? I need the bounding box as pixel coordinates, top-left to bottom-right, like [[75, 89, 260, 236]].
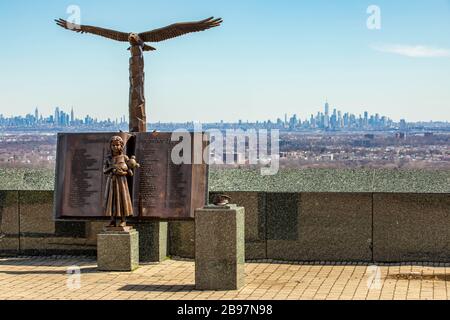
[[213, 194, 232, 206], [103, 136, 140, 229]]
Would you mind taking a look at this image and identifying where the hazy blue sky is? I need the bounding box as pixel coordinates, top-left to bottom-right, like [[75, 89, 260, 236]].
[[0, 0, 449, 122]]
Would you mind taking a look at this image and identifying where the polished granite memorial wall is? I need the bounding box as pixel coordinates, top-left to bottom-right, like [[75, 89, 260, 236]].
[[0, 190, 103, 256], [172, 192, 373, 261], [0, 168, 449, 262], [169, 169, 450, 263], [170, 192, 450, 263]]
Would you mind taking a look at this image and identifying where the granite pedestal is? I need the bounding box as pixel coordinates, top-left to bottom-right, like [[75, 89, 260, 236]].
[[129, 221, 168, 263], [195, 205, 245, 291], [97, 229, 139, 271]]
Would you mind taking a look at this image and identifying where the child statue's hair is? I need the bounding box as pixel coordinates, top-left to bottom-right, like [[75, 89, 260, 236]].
[[110, 136, 125, 148]]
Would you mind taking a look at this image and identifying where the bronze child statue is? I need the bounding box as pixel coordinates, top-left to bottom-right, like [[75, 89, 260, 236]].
[[103, 136, 140, 228]]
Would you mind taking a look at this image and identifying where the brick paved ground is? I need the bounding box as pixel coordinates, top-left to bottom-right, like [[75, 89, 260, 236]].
[[1, 256, 450, 300]]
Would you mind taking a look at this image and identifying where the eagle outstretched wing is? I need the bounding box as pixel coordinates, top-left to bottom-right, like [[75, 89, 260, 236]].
[[55, 18, 129, 42], [139, 17, 222, 43]]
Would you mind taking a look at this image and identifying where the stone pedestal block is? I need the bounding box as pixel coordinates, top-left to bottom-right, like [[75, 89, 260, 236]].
[[130, 221, 168, 262], [195, 205, 245, 291], [97, 229, 139, 271]]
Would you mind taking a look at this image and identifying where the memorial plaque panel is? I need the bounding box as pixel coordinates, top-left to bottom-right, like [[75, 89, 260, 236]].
[[132, 132, 208, 219], [54, 132, 132, 218], [54, 132, 208, 220]]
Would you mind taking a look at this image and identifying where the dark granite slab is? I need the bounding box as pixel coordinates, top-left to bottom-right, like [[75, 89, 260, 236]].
[[267, 193, 373, 262], [0, 191, 19, 253], [55, 221, 87, 238], [128, 221, 168, 262], [212, 191, 266, 259], [19, 191, 55, 236], [168, 221, 195, 258], [266, 193, 298, 241], [373, 193, 450, 262]]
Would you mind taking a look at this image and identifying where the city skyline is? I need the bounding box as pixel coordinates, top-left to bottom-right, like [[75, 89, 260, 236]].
[[2, 97, 449, 124], [0, 1, 450, 122], [1, 101, 449, 133]]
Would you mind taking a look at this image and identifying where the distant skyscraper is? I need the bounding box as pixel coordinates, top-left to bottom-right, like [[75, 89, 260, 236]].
[[34, 107, 39, 123], [70, 107, 74, 124], [324, 101, 330, 128], [400, 119, 407, 130], [54, 107, 60, 125]]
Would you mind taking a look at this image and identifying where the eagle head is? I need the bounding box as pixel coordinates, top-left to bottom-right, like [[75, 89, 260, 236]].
[[128, 33, 142, 45]]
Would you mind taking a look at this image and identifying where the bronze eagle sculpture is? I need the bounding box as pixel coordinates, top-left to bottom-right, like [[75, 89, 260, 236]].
[[55, 17, 222, 132], [55, 17, 222, 51]]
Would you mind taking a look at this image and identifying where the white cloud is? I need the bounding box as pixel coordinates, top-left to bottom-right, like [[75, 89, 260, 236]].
[[371, 44, 450, 58]]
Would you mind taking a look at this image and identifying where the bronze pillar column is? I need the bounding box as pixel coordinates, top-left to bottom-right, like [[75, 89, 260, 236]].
[[129, 45, 147, 133]]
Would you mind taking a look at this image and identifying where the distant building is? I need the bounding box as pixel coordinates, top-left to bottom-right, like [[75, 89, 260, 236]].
[[324, 101, 330, 128], [70, 107, 74, 124], [399, 119, 407, 130], [54, 107, 60, 125]]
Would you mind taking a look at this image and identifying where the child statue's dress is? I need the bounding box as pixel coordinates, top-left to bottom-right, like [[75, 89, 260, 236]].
[[103, 154, 133, 218]]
